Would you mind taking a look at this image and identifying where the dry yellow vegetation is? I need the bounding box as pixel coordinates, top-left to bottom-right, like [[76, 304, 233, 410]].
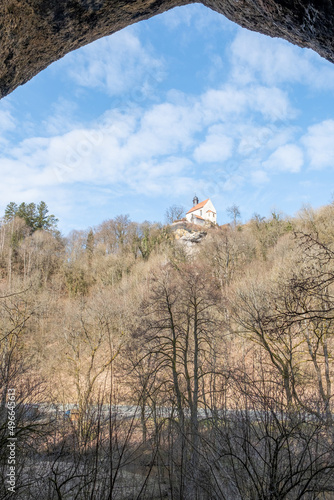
[[1, 204, 334, 499]]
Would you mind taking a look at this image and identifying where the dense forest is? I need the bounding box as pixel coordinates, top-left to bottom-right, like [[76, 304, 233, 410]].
[[1, 201, 334, 499]]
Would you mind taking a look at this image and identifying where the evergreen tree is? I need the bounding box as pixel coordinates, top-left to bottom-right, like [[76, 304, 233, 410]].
[[3, 201, 58, 232], [4, 202, 18, 221], [34, 201, 58, 231]]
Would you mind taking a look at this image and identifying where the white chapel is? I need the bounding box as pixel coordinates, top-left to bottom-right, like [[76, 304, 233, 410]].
[[185, 196, 217, 226]]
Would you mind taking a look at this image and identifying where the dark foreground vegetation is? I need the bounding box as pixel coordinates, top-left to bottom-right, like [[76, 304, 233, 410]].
[[1, 203, 334, 499]]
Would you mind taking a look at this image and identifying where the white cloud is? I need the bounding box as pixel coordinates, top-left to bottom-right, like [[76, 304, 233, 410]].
[[263, 144, 303, 173], [230, 29, 334, 89], [63, 28, 164, 96], [160, 5, 195, 29], [0, 108, 15, 134], [0, 76, 298, 217], [1, 2, 333, 233], [43, 98, 79, 135], [127, 101, 202, 157], [236, 123, 298, 158], [250, 170, 270, 185], [0, 103, 16, 146], [0, 23, 301, 230], [194, 126, 233, 163], [238, 126, 271, 155], [201, 87, 248, 122], [161, 4, 232, 33], [125, 157, 194, 195], [301, 120, 334, 170], [247, 86, 294, 121], [0, 101, 199, 201], [200, 85, 294, 124]]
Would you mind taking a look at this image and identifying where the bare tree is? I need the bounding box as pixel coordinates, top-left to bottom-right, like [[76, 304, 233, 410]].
[[204, 362, 334, 500], [232, 231, 334, 421], [226, 204, 241, 228], [132, 262, 224, 499], [165, 205, 185, 224]]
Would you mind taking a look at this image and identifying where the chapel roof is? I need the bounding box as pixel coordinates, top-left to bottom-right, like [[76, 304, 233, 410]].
[[186, 198, 210, 214]]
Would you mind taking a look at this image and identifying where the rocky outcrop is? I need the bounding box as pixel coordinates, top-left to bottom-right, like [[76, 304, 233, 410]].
[[1, 0, 334, 99], [172, 226, 207, 254]]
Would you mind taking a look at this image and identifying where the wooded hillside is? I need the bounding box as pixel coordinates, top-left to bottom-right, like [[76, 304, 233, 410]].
[[1, 203, 334, 499]]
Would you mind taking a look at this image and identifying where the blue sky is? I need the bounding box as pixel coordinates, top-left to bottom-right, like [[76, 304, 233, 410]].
[[1, 4, 334, 234]]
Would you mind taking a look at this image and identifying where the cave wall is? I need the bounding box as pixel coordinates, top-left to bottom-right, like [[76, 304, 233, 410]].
[[1, 0, 333, 99]]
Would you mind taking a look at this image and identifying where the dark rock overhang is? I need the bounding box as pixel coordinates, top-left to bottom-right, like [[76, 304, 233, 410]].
[[1, 0, 333, 99]]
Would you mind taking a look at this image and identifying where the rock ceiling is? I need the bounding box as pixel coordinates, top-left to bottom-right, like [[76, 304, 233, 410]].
[[1, 0, 333, 99]]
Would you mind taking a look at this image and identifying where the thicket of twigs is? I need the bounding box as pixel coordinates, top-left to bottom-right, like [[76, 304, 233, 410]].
[[1, 205, 334, 499]]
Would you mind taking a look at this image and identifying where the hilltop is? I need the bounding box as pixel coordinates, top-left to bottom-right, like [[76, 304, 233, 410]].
[[1, 202, 334, 498]]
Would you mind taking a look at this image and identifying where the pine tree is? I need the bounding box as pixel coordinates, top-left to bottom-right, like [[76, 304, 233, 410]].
[[3, 201, 58, 232]]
